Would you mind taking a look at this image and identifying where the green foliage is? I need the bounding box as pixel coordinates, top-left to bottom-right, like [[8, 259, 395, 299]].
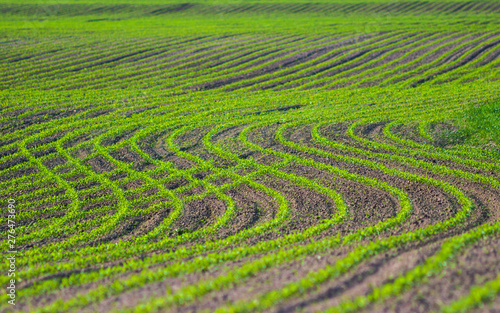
[[463, 98, 500, 146], [1, 1, 500, 312]]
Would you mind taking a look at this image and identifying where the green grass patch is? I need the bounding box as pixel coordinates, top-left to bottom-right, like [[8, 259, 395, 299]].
[[441, 99, 500, 155]]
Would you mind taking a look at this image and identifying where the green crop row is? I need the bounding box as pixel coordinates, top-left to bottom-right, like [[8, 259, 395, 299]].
[[2, 12, 500, 310]]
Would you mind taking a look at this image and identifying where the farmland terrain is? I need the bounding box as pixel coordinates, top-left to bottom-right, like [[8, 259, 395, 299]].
[[1, 0, 500, 312]]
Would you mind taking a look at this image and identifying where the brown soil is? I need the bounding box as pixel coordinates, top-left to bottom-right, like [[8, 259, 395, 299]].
[[384, 32, 481, 85], [411, 37, 500, 87], [108, 36, 297, 85], [273, 240, 443, 313], [269, 33, 397, 91], [5, 26, 500, 313], [169, 194, 226, 236], [177, 244, 358, 313], [191, 34, 383, 91], [355, 32, 466, 88], [308, 33, 426, 89], [362, 234, 500, 313], [205, 182, 280, 241]]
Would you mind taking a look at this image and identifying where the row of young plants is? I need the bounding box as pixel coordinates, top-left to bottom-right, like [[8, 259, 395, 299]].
[[0, 87, 214, 184], [9, 89, 330, 280], [439, 269, 500, 312], [386, 118, 500, 162], [4, 89, 398, 270], [306, 119, 500, 312], [120, 104, 480, 312], [2, 38, 155, 88], [32, 34, 305, 91], [8, 30, 498, 94], [4, 35, 242, 90], [1, 36, 163, 85], [56, 35, 269, 91], [5, 32, 386, 92], [232, 32, 406, 92], [206, 32, 397, 92], [0, 88, 229, 268], [379, 31, 484, 86], [89, 35, 316, 91], [6, 78, 492, 256], [9, 114, 209, 263], [291, 97, 500, 310], [323, 221, 500, 313], [428, 36, 500, 86], [32, 116, 405, 312], [416, 117, 500, 161], [398, 32, 499, 87], [192, 90, 496, 311], [222, 31, 495, 92], [413, 33, 500, 87], [3, 6, 500, 311], [15, 91, 426, 304], [454, 47, 500, 84], [294, 32, 423, 90], [205, 104, 489, 312], [386, 118, 500, 169], [347, 32, 468, 89], [3, 77, 500, 308], [347, 120, 500, 177], [319, 32, 450, 90], [102, 94, 472, 308], [24, 108, 348, 309], [126, 33, 371, 92]]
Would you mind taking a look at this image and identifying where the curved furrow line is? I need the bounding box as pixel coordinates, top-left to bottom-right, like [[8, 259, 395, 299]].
[[383, 120, 500, 172], [324, 32, 455, 89], [33, 38, 276, 90], [52, 35, 304, 91], [207, 117, 477, 313], [438, 270, 500, 313], [57, 35, 265, 91], [93, 102, 458, 310], [114, 32, 392, 92], [87, 35, 304, 90], [378, 32, 483, 87], [427, 36, 500, 85], [1, 97, 223, 267], [18, 102, 410, 304], [25, 169, 331, 310], [416, 118, 500, 162], [216, 32, 389, 92], [349, 32, 469, 88], [18, 161, 288, 307], [318, 32, 445, 89], [12, 122, 130, 250], [122, 111, 476, 312], [1, 36, 168, 87], [400, 32, 500, 88], [262, 32, 410, 91], [313, 121, 500, 191], [0, 37, 162, 83], [347, 120, 500, 180], [29, 35, 248, 91], [3, 9, 500, 311], [297, 32, 423, 90], [453, 45, 500, 84], [0, 38, 71, 64], [27, 120, 297, 311], [132, 34, 354, 92], [323, 221, 500, 312], [413, 35, 500, 87], [15, 103, 298, 280]]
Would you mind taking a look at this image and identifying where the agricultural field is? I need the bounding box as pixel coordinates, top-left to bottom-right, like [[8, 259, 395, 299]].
[[1, 0, 500, 312]]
